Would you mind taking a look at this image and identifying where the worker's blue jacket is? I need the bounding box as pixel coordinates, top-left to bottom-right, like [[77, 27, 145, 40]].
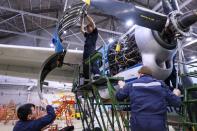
[[116, 75, 181, 131], [13, 105, 56, 131]]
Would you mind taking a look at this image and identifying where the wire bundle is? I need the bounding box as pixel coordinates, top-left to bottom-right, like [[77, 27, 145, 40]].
[[107, 36, 142, 75]]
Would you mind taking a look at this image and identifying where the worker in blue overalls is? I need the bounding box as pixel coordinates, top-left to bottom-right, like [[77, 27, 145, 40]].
[[116, 66, 182, 131], [52, 31, 66, 67]]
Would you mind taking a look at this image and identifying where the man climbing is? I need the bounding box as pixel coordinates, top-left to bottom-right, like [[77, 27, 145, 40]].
[[80, 11, 100, 81]]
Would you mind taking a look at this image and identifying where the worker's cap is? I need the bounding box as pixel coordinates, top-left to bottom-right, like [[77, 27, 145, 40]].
[[138, 66, 152, 76]]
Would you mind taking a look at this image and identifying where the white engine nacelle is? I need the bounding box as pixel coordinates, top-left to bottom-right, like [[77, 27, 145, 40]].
[[135, 26, 177, 80]]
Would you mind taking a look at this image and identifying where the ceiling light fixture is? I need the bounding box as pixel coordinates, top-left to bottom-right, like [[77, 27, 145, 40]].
[[50, 43, 54, 48], [186, 37, 193, 42], [126, 19, 133, 27], [190, 56, 196, 60], [108, 38, 114, 43]]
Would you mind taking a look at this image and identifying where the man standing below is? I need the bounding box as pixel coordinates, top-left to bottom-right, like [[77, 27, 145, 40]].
[[116, 66, 182, 131], [13, 99, 56, 131], [81, 12, 100, 81]]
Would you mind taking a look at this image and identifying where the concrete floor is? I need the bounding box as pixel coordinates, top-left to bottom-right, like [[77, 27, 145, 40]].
[[0, 120, 176, 131], [0, 123, 14, 131]]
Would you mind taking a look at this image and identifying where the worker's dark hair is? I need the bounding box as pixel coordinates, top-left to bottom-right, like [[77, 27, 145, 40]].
[[17, 103, 35, 121], [60, 126, 74, 131], [138, 66, 152, 76], [86, 23, 93, 29], [94, 127, 102, 131]]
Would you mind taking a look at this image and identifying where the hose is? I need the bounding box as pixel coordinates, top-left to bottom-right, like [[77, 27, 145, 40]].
[[178, 9, 197, 29]]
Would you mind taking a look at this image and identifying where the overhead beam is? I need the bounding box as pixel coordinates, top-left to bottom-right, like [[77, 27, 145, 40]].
[[0, 24, 56, 39], [0, 14, 23, 32], [69, 29, 84, 43], [0, 14, 20, 25], [0, 7, 59, 19], [0, 29, 84, 46], [179, 0, 192, 9], [0, 6, 58, 21], [0, 29, 50, 40], [21, 14, 26, 32], [0, 6, 124, 35]]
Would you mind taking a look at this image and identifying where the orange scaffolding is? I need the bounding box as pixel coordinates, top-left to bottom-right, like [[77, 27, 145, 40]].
[[53, 96, 76, 126]]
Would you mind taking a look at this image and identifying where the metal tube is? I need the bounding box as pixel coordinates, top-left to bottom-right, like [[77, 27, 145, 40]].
[[178, 9, 197, 29]]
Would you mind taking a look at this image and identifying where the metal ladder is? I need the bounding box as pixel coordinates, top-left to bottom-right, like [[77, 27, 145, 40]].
[[182, 71, 197, 131], [73, 51, 130, 131]]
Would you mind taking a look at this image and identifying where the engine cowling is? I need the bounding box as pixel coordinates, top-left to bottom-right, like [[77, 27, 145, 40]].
[[135, 26, 177, 80]]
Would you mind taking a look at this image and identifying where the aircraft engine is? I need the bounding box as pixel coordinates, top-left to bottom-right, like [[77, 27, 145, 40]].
[[135, 26, 177, 80]]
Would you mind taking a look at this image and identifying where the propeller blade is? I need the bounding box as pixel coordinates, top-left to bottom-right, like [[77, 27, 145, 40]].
[[134, 6, 167, 32], [87, 0, 167, 32]]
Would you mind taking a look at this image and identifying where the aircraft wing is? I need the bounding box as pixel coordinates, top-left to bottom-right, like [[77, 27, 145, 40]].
[[0, 44, 83, 83]]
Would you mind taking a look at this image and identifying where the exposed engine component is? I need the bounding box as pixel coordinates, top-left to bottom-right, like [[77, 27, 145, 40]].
[[58, 3, 86, 39], [108, 35, 142, 76]]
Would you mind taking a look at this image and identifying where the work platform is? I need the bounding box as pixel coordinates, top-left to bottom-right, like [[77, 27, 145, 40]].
[[73, 75, 130, 131], [73, 71, 197, 131], [75, 76, 123, 91], [72, 51, 130, 131], [71, 48, 197, 131]]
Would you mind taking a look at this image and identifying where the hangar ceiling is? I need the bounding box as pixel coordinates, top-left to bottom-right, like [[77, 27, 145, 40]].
[[0, 0, 196, 50], [0, 0, 196, 83]]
